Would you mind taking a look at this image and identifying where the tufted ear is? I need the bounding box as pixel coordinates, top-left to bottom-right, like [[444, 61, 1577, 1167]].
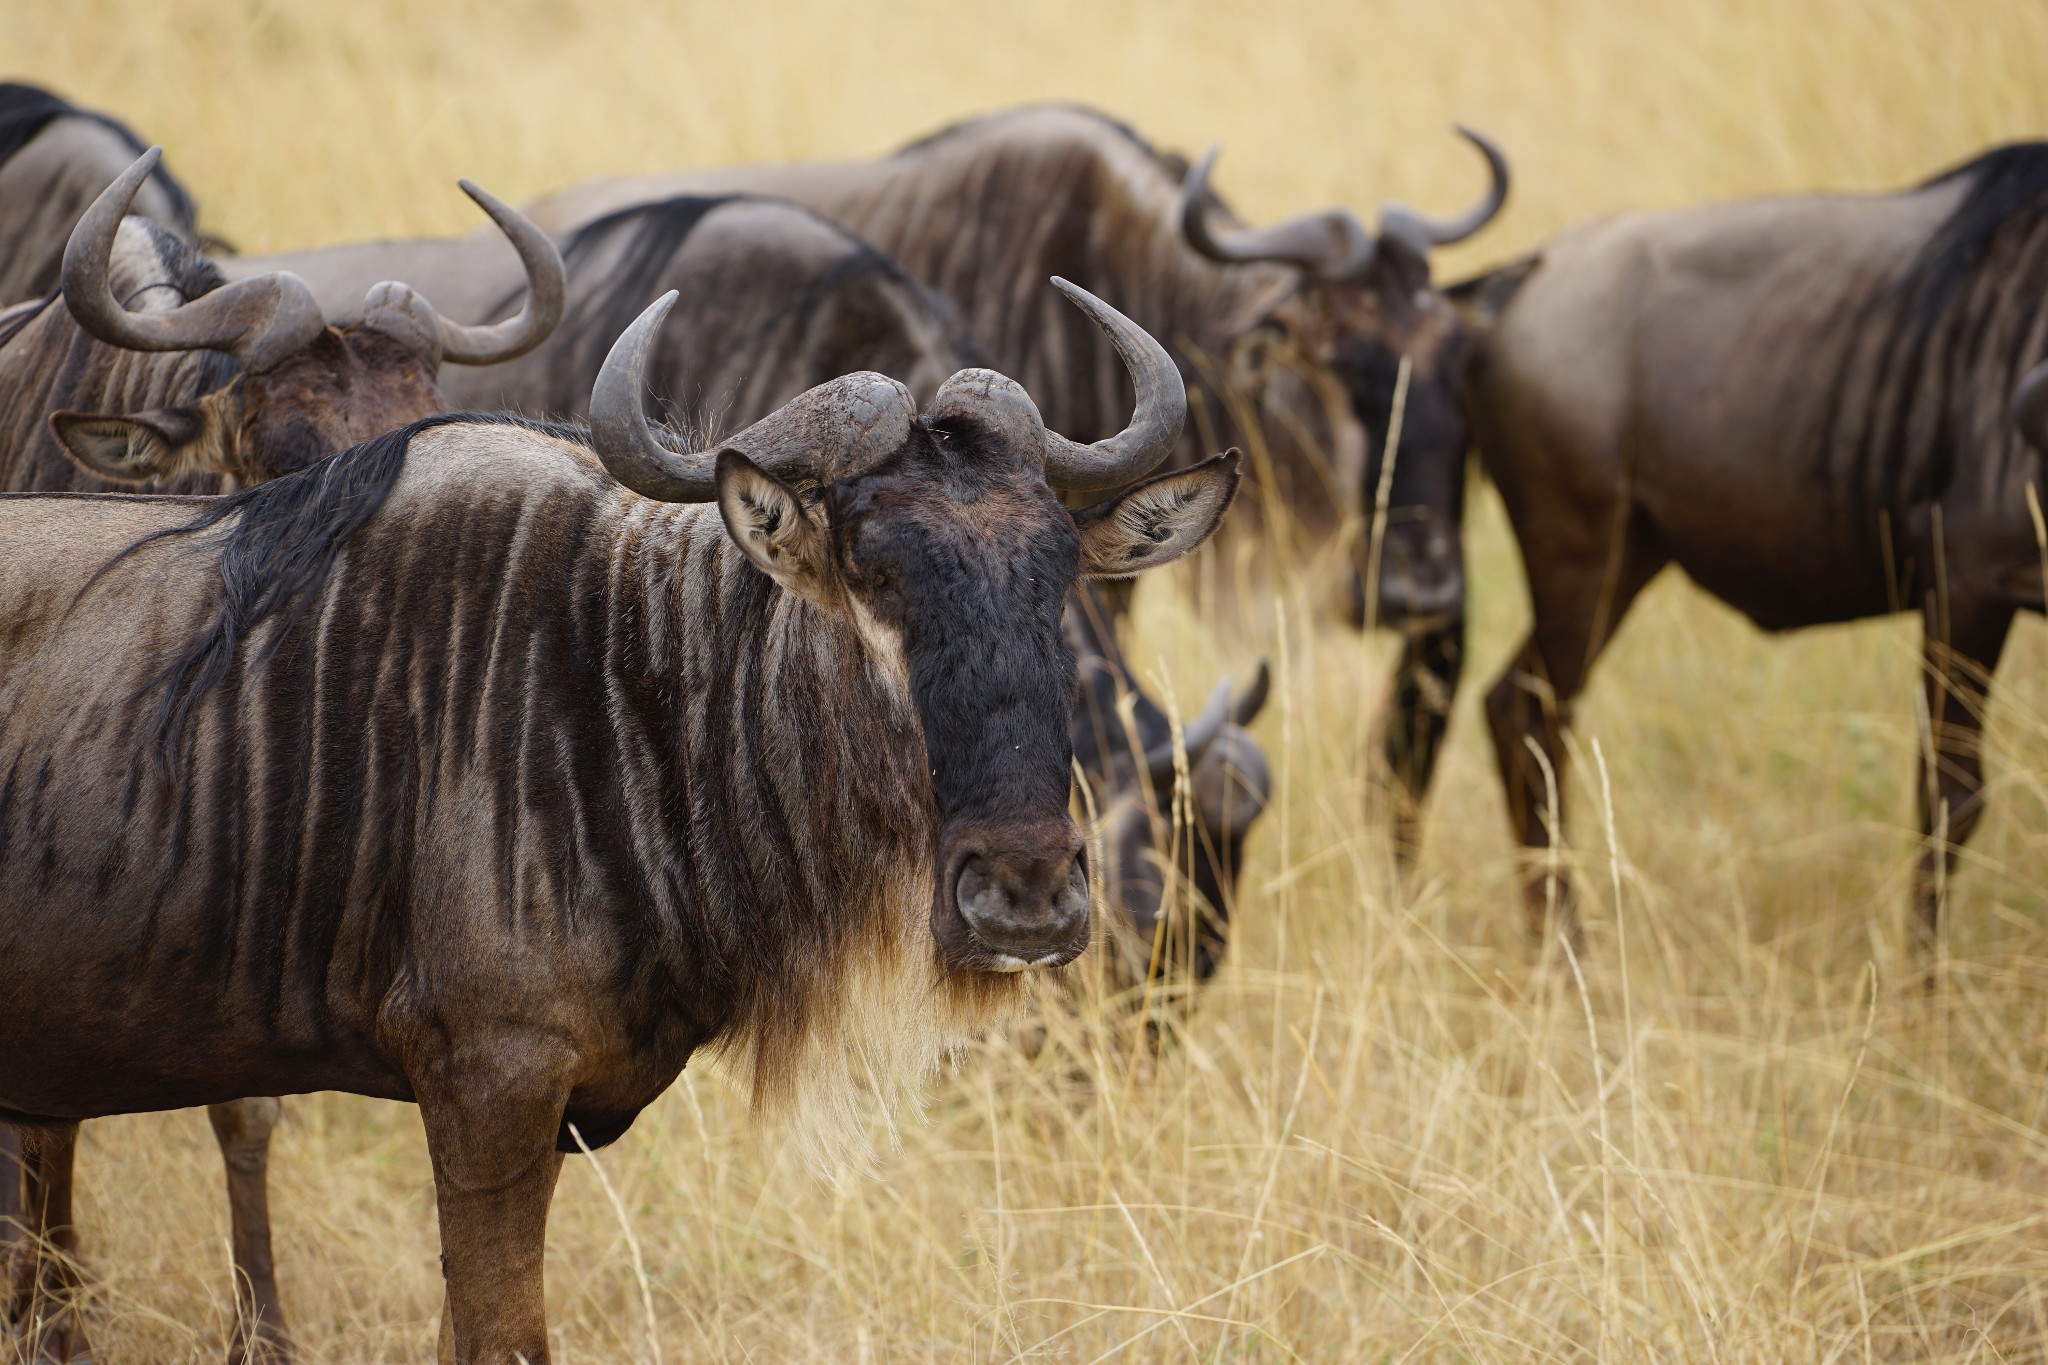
[[50, 406, 213, 482], [714, 449, 836, 603], [1074, 450, 1241, 578]]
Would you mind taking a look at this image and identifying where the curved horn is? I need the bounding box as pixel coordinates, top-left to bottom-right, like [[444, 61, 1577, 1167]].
[[2016, 359, 2048, 453], [1179, 145, 1376, 281], [589, 291, 917, 503], [1038, 277, 1187, 490], [1144, 678, 1233, 783], [1379, 125, 1510, 253], [429, 180, 567, 365], [1232, 657, 1272, 727], [62, 148, 327, 371]]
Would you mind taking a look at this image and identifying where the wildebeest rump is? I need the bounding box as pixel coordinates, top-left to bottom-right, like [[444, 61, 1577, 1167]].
[[522, 104, 1507, 633], [0, 149, 564, 1363], [0, 82, 204, 304], [223, 191, 970, 427], [1445, 142, 2048, 950], [0, 280, 1239, 1364]]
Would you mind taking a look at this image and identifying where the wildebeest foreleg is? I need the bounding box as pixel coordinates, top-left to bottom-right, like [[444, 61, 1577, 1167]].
[[207, 1098, 291, 1364], [1485, 638, 1580, 952], [6, 1122, 90, 1363], [1370, 617, 1465, 869], [414, 1046, 570, 1365], [1911, 598, 2014, 959], [1484, 537, 1665, 955]]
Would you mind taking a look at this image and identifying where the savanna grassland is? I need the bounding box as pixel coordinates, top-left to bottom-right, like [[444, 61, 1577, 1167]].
[[7, 0, 2048, 1359]]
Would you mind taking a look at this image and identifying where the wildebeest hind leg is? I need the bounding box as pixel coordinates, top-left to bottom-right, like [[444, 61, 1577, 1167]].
[[207, 1098, 291, 1364], [8, 1122, 91, 1363], [1911, 597, 2014, 964], [1370, 617, 1465, 870], [1484, 538, 1665, 957]]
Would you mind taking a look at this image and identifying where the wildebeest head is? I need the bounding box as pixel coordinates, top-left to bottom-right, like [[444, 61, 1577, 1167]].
[[1088, 653, 1273, 986], [591, 278, 1240, 975], [1178, 128, 1509, 633], [48, 149, 565, 486]]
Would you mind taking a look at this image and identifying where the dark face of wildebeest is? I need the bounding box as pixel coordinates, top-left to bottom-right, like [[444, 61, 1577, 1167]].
[[596, 280, 1241, 971], [41, 148, 564, 488], [1179, 128, 1508, 633]]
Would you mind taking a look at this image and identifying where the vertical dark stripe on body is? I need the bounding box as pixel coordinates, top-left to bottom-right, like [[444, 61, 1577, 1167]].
[[1816, 143, 2048, 589]]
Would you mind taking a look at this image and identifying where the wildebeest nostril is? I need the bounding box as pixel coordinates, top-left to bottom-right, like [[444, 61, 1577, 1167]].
[[955, 855, 1008, 927]]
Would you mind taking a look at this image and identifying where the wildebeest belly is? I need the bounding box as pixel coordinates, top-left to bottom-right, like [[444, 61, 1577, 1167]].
[[1632, 410, 1900, 631], [0, 887, 411, 1119]]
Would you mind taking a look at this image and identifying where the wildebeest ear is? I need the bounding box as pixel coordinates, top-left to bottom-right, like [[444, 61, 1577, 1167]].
[[49, 407, 209, 483], [714, 449, 835, 603], [1075, 450, 1241, 578], [1445, 252, 1541, 330]]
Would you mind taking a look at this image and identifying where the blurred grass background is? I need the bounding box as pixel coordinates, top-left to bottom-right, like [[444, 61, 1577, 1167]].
[[8, 0, 2048, 1360]]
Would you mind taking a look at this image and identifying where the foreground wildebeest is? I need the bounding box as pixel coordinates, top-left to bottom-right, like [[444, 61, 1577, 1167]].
[[1068, 587, 1271, 989], [16, 182, 960, 1365], [0, 149, 563, 1362], [0, 83, 206, 304], [0, 279, 1238, 1364], [223, 190, 968, 422], [1444, 142, 2048, 952], [524, 105, 1507, 636]]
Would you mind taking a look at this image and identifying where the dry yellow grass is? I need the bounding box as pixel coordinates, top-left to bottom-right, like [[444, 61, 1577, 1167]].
[[9, 1, 2048, 1360]]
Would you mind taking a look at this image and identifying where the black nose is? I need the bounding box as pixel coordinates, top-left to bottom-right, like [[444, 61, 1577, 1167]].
[[954, 850, 1090, 964]]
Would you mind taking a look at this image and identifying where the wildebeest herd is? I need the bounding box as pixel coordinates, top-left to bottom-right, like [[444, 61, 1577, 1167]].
[[0, 80, 2044, 1364]]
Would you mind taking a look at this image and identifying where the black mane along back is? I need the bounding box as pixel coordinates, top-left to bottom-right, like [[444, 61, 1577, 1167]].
[[108, 412, 584, 768], [1898, 141, 2048, 324]]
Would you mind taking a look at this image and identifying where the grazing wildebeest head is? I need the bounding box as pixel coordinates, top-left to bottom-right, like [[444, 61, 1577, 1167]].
[[593, 281, 1237, 970], [0, 280, 1236, 1363], [0, 82, 203, 304], [1068, 587, 1271, 988], [1176, 129, 1508, 633], [5, 148, 564, 492]]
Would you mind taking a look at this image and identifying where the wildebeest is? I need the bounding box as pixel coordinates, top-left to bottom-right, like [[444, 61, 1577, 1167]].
[[14, 173, 961, 1365], [0, 279, 1238, 1364], [0, 82, 205, 303], [1442, 142, 2048, 951], [1068, 586, 1271, 990], [222, 190, 969, 423], [0, 149, 563, 1363], [523, 104, 1507, 636]]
